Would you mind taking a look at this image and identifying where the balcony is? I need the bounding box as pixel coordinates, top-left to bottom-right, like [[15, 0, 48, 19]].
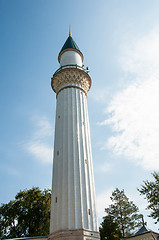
[[53, 64, 89, 76]]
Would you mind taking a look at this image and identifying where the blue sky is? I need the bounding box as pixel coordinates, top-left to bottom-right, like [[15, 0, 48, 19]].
[[1, 0, 159, 232]]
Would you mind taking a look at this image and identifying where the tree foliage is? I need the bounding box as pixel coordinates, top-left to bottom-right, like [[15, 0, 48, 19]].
[[105, 188, 143, 238], [100, 215, 122, 240], [0, 187, 51, 239], [138, 172, 159, 224]]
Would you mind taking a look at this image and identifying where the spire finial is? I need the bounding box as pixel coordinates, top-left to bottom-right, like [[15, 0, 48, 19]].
[[69, 24, 71, 36]]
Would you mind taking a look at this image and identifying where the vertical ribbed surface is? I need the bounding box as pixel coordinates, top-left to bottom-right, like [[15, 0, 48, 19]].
[[50, 87, 98, 234]]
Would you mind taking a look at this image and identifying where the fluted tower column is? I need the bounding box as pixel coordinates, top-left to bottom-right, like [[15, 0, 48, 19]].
[[49, 31, 100, 240]]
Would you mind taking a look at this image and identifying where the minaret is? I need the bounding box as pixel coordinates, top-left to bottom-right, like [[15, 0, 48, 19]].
[[49, 30, 100, 240]]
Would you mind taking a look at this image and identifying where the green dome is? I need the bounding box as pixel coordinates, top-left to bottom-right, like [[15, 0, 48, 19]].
[[58, 36, 83, 62]]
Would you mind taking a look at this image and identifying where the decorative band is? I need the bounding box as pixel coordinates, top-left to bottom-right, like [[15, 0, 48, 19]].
[[51, 67, 91, 94], [56, 85, 87, 98]]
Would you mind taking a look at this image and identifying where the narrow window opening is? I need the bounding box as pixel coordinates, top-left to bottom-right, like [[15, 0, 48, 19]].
[[57, 151, 59, 156], [58, 115, 60, 119], [88, 209, 91, 215], [55, 197, 57, 203]]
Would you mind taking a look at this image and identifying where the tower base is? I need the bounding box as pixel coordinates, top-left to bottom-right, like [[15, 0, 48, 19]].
[[48, 229, 100, 240]]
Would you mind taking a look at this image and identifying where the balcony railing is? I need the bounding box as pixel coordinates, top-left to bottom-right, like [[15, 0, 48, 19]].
[[53, 64, 89, 76]]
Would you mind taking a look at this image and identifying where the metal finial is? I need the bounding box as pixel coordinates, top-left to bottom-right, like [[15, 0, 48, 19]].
[[69, 24, 71, 36]]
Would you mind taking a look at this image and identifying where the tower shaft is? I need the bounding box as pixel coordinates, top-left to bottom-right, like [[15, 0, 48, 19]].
[[50, 86, 98, 230]]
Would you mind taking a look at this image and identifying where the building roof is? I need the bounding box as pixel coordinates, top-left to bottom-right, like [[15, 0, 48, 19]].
[[3, 237, 47, 240], [58, 35, 83, 62], [60, 36, 80, 53], [134, 225, 150, 235], [123, 225, 159, 240]]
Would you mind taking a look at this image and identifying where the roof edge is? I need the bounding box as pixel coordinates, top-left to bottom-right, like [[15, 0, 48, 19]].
[[123, 230, 159, 239], [3, 236, 47, 240]]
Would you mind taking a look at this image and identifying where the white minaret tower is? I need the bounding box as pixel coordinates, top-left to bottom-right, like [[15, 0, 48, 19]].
[[49, 29, 100, 240]]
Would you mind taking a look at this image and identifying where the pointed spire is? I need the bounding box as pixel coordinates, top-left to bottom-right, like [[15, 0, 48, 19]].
[[58, 28, 83, 63], [142, 215, 145, 226], [69, 24, 71, 36]]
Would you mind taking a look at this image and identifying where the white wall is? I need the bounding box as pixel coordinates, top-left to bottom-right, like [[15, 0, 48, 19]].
[[60, 51, 83, 67]]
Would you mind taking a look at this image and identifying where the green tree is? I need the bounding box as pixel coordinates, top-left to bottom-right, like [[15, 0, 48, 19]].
[[138, 172, 159, 224], [0, 187, 51, 239], [100, 215, 122, 240], [105, 188, 143, 238]]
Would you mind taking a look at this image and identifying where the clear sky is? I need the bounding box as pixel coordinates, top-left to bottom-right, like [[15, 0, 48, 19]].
[[0, 0, 159, 232]]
